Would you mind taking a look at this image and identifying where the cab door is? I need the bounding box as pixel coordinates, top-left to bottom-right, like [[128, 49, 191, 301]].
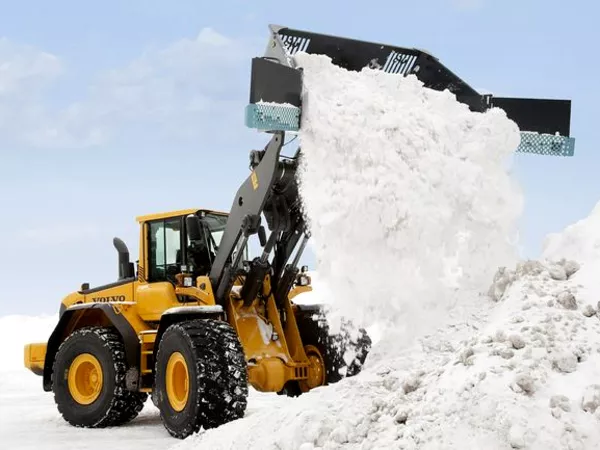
[[136, 216, 185, 321]]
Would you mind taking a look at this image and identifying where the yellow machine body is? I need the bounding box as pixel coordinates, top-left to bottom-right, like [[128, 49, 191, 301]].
[[24, 343, 46, 376], [25, 208, 318, 396]]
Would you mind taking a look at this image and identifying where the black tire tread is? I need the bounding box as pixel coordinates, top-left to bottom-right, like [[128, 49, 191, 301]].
[[156, 319, 248, 439], [297, 311, 371, 384], [111, 390, 148, 426], [52, 326, 146, 428]]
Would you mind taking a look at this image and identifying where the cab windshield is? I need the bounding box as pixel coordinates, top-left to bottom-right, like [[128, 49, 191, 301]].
[[201, 213, 227, 247], [200, 212, 249, 264]]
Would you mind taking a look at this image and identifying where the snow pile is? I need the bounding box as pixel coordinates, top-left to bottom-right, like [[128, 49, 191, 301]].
[[294, 52, 523, 341], [445, 258, 600, 450], [543, 201, 600, 264], [177, 255, 600, 450]]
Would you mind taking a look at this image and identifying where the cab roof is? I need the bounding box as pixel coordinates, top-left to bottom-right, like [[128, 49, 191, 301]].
[[135, 208, 228, 223]]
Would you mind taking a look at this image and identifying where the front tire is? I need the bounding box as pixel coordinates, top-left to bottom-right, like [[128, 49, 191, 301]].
[[52, 327, 147, 428], [154, 319, 248, 439], [280, 310, 371, 396]]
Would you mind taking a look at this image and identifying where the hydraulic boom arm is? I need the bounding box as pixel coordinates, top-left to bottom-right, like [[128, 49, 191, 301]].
[[209, 132, 307, 305]]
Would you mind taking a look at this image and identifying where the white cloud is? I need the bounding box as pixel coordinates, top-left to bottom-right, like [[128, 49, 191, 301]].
[[0, 28, 259, 149], [0, 38, 64, 144], [0, 38, 62, 96]]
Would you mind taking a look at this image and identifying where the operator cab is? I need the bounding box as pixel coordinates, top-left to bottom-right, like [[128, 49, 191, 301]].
[[144, 209, 249, 285]]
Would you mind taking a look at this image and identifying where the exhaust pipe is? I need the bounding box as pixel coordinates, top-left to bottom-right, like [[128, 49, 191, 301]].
[[113, 237, 134, 280]]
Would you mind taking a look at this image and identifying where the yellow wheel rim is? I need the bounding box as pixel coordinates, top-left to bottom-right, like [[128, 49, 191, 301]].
[[300, 345, 326, 392], [166, 352, 189, 412], [68, 353, 104, 405]]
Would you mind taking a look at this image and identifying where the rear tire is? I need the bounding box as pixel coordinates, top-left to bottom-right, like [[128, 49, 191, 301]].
[[111, 390, 148, 426], [52, 327, 147, 428], [154, 319, 248, 439]]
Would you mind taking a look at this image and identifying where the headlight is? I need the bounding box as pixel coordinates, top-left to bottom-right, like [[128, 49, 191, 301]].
[[183, 277, 193, 287]]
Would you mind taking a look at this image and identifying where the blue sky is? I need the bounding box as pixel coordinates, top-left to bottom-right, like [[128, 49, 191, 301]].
[[1, 0, 598, 315]]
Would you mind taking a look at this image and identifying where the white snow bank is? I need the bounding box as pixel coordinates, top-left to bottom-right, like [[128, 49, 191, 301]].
[[543, 200, 600, 264], [0, 314, 58, 371], [476, 259, 600, 450], [176, 261, 600, 450], [540, 200, 600, 345], [294, 51, 524, 346]]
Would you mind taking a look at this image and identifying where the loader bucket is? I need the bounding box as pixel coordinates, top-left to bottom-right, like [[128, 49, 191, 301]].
[[245, 24, 575, 156], [245, 57, 302, 132]]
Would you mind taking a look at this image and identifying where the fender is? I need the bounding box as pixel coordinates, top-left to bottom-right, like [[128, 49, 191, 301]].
[[43, 303, 139, 391], [154, 305, 225, 356]]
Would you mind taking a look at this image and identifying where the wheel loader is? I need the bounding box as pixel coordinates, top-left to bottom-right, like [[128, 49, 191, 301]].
[[24, 24, 575, 439]]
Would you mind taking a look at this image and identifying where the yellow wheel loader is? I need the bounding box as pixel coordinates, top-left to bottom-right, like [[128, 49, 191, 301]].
[[24, 24, 574, 439]]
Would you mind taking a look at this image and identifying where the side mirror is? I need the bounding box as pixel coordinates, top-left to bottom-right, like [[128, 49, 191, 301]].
[[186, 214, 203, 241], [258, 225, 267, 247], [301, 265, 308, 273]]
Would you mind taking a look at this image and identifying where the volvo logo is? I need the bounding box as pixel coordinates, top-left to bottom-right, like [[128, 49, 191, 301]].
[[91, 295, 126, 303]]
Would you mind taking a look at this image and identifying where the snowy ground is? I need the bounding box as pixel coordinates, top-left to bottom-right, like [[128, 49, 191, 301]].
[[0, 373, 291, 450], [0, 315, 168, 450], [0, 315, 292, 449]]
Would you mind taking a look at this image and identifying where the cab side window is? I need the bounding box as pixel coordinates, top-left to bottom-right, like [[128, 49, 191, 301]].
[[149, 218, 182, 282]]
